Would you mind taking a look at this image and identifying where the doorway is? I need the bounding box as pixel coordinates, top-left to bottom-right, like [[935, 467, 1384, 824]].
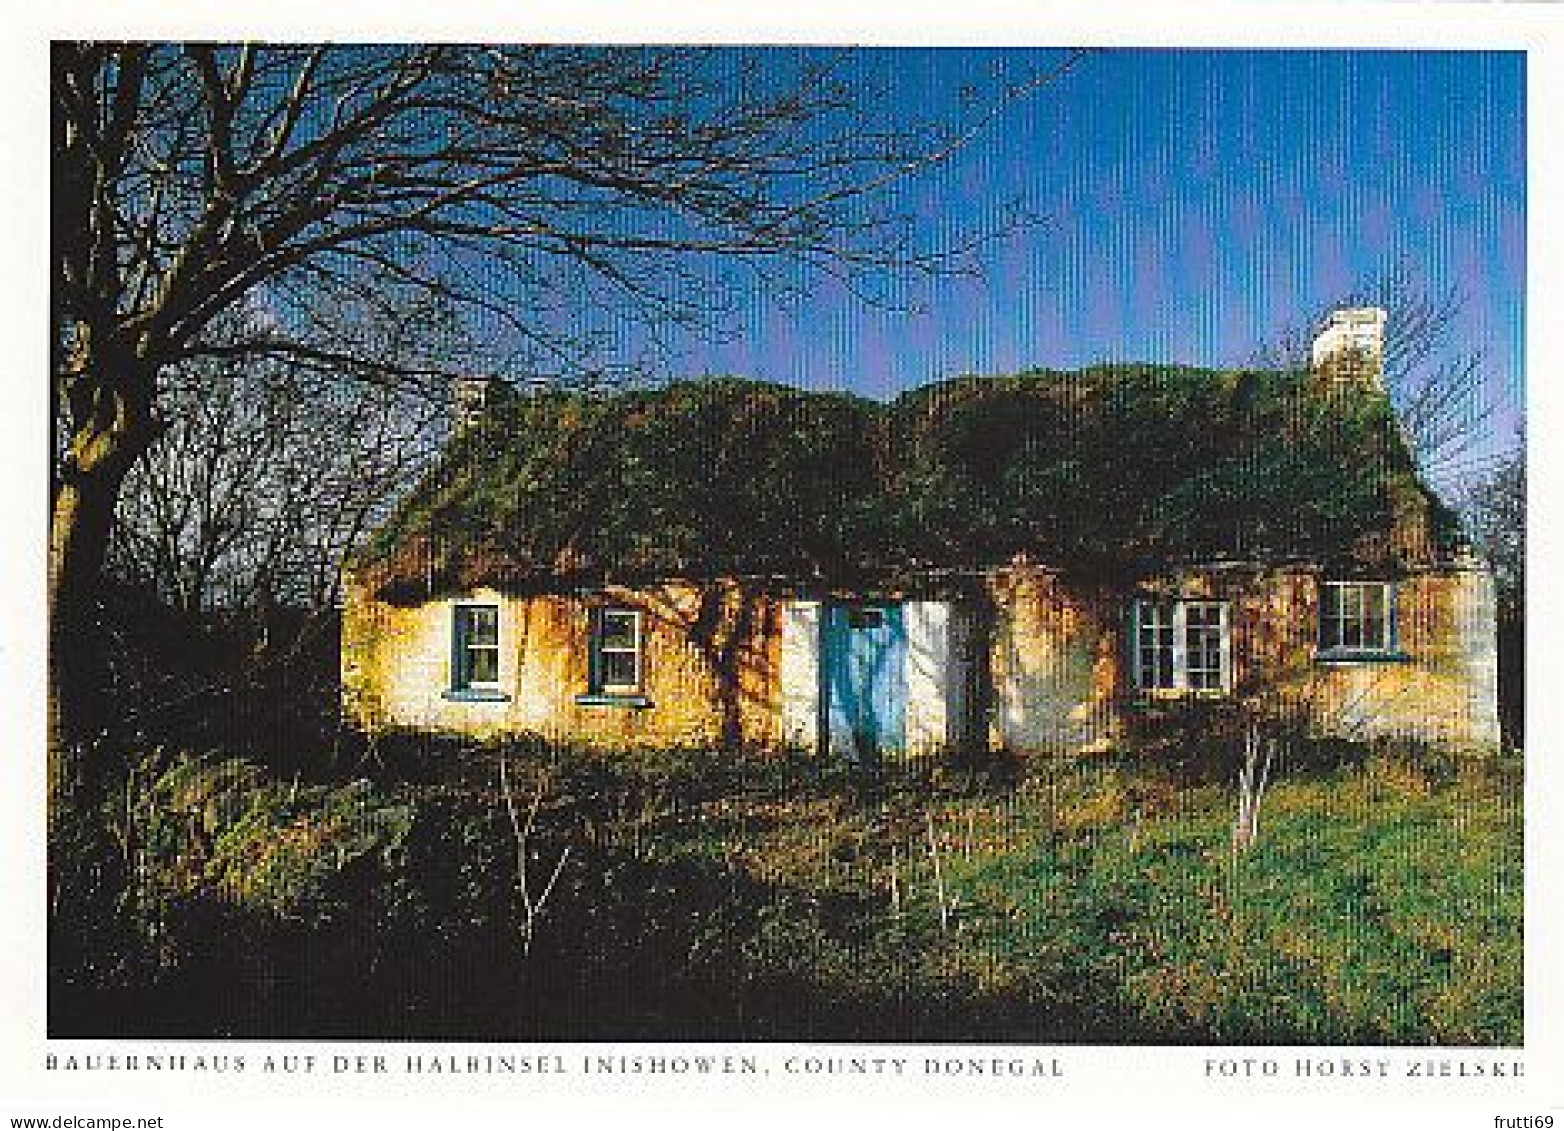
[[823, 602, 907, 760]]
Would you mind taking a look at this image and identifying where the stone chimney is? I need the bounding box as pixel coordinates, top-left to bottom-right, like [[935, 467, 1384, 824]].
[[1310, 307, 1387, 392], [452, 375, 504, 433]]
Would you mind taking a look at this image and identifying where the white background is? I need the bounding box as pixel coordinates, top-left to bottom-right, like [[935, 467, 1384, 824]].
[[2, 3, 1559, 1127]]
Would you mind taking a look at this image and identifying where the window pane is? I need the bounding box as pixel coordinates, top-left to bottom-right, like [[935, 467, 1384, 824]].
[[600, 650, 638, 688], [600, 610, 639, 650], [1322, 582, 1394, 651], [1182, 601, 1227, 690], [1135, 602, 1171, 689], [1134, 599, 1221, 691], [847, 608, 884, 630], [461, 606, 498, 646], [1320, 586, 1341, 648], [454, 605, 500, 688], [468, 646, 499, 685], [1364, 585, 1388, 648]]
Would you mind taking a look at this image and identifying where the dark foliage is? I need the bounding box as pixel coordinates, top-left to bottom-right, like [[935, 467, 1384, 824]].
[[93, 579, 346, 777]]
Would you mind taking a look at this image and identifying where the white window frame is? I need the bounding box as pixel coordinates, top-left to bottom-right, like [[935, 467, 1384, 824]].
[[590, 607, 645, 695], [1131, 598, 1232, 694], [1318, 580, 1397, 656], [452, 602, 501, 692]]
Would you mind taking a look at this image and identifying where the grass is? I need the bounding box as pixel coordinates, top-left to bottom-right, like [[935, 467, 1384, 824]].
[[53, 739, 1522, 1045], [511, 743, 1522, 1043]]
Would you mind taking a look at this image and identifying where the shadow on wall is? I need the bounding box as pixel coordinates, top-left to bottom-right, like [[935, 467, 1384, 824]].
[[987, 571, 1118, 754], [638, 581, 776, 751]]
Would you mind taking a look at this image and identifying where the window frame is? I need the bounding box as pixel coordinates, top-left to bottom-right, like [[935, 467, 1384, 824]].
[[451, 602, 502, 695], [588, 606, 645, 696], [1130, 597, 1232, 695], [1316, 580, 1402, 660]]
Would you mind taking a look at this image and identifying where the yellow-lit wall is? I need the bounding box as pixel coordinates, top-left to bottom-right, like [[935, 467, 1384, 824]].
[[342, 576, 785, 749], [343, 562, 1500, 753], [983, 563, 1500, 752]]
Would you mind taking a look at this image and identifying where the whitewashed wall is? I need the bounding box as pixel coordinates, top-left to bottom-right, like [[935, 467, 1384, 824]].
[[778, 600, 823, 753], [905, 600, 968, 756]]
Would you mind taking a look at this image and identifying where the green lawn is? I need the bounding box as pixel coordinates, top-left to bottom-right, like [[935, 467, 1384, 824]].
[[531, 745, 1523, 1043]]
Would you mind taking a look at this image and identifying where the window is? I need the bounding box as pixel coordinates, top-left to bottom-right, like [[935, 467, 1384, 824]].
[[590, 607, 644, 694], [1319, 581, 1397, 656], [453, 604, 500, 691], [1131, 599, 1230, 692], [846, 607, 884, 630]]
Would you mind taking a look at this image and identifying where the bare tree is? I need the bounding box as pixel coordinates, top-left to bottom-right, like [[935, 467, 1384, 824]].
[[50, 44, 1087, 797], [109, 309, 445, 620], [1230, 723, 1276, 855], [1462, 437, 1525, 745], [97, 316, 445, 741], [1253, 263, 1506, 495], [498, 753, 572, 959], [1463, 438, 1524, 604]]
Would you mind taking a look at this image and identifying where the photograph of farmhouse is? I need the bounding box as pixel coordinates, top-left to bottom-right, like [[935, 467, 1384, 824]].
[[47, 44, 1522, 1044]]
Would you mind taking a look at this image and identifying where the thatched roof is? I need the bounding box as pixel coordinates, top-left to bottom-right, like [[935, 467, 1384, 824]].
[[354, 367, 1460, 600]]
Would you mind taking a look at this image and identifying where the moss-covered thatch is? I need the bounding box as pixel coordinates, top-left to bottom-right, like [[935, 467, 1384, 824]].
[[357, 367, 1460, 598]]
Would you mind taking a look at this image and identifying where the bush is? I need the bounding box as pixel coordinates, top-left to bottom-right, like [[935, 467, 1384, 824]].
[[112, 749, 414, 968]]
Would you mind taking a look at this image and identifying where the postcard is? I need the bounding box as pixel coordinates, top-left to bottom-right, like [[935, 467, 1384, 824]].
[[2, 3, 1558, 1128]]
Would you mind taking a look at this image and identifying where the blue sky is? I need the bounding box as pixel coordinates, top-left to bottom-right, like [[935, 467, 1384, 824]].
[[660, 48, 1524, 454]]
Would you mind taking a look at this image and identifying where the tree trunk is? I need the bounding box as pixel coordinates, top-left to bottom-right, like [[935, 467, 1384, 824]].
[[49, 471, 124, 810], [48, 354, 160, 1012], [48, 367, 155, 822], [47, 451, 139, 998]]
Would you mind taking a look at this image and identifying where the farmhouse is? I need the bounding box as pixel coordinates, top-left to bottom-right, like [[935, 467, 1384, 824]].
[[341, 308, 1499, 756]]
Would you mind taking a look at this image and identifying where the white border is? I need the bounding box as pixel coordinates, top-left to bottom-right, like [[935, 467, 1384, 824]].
[[3, 3, 1558, 1127]]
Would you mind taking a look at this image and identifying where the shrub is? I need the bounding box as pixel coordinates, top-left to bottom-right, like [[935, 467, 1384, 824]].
[[113, 749, 414, 969]]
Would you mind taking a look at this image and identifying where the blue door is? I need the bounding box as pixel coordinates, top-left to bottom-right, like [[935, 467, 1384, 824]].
[[824, 603, 907, 760]]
